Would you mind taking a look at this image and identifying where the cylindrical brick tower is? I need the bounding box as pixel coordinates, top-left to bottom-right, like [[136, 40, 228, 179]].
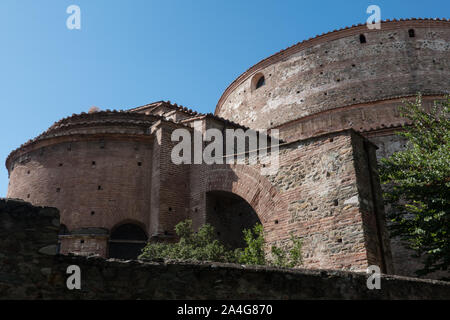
[[215, 19, 449, 141], [6, 111, 158, 257]]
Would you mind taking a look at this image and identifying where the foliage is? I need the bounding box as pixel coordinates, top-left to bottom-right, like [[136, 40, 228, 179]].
[[235, 224, 302, 268], [378, 94, 450, 277], [139, 220, 303, 269], [270, 233, 303, 268], [138, 219, 236, 263], [234, 224, 266, 265]]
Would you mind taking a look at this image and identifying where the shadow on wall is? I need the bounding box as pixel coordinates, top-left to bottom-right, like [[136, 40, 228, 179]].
[[206, 190, 261, 249], [108, 223, 148, 259]]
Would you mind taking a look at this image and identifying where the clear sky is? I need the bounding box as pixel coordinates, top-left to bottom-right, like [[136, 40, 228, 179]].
[[0, 0, 448, 196]]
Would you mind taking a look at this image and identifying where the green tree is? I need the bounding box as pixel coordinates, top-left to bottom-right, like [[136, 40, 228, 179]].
[[379, 94, 450, 277]]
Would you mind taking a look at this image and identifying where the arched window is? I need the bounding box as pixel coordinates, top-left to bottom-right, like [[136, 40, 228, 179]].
[[108, 223, 148, 260], [408, 29, 415, 38], [256, 76, 265, 89], [251, 73, 266, 92], [359, 34, 366, 44]]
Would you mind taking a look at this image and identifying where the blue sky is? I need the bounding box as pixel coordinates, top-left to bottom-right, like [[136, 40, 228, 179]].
[[0, 0, 448, 196]]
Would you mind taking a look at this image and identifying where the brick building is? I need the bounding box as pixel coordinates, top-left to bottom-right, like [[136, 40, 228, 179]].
[[5, 19, 450, 277]]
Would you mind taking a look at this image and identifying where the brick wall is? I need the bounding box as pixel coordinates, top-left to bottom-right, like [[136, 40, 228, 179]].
[[7, 137, 153, 233], [6, 112, 161, 257], [150, 121, 190, 239], [7, 137, 153, 256]]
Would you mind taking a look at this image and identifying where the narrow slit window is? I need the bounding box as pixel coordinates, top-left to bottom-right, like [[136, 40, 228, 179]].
[[255, 76, 265, 89], [359, 34, 366, 44]]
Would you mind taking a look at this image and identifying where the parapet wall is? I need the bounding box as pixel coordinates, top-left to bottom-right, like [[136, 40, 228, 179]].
[[1, 198, 449, 300], [0, 198, 60, 299]]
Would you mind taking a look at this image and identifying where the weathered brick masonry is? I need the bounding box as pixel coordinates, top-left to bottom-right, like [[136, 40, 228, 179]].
[[5, 109, 392, 273], [4, 19, 450, 278], [1, 199, 449, 300], [215, 18, 450, 278]]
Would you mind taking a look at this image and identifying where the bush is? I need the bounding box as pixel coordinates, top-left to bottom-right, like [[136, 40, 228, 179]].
[[235, 224, 266, 265], [271, 233, 303, 268], [235, 223, 303, 268], [139, 219, 236, 263], [139, 219, 303, 268]]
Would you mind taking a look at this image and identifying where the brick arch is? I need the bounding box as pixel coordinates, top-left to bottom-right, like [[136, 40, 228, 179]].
[[205, 164, 287, 227], [108, 220, 148, 260], [109, 219, 148, 238]]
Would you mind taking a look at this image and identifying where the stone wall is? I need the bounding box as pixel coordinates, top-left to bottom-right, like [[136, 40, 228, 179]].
[[0, 198, 60, 299], [1, 198, 449, 300], [187, 129, 393, 272]]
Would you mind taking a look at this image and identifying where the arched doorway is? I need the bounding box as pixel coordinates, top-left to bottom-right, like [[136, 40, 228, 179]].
[[108, 223, 148, 259], [206, 191, 261, 249]]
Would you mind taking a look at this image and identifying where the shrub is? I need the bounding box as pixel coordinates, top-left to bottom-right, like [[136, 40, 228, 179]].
[[271, 233, 303, 268], [139, 220, 303, 268], [235, 223, 266, 265], [139, 219, 236, 263]]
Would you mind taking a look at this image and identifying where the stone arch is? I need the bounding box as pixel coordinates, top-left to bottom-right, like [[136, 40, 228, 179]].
[[108, 220, 148, 260], [109, 219, 147, 236], [205, 164, 288, 244]]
